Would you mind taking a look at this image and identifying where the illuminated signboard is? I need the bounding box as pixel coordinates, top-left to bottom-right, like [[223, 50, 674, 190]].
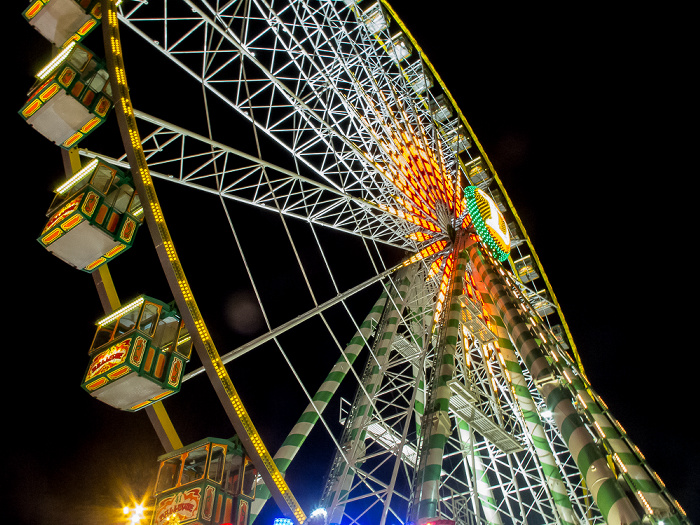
[[464, 186, 511, 261], [85, 338, 131, 380], [155, 487, 202, 525]]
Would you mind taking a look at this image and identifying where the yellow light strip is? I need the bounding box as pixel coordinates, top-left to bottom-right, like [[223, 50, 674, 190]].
[[576, 393, 588, 409], [37, 41, 77, 80], [597, 396, 609, 410], [637, 491, 653, 515], [55, 158, 99, 194], [614, 418, 627, 435], [103, 4, 305, 521], [613, 453, 628, 473], [651, 470, 665, 488], [96, 296, 144, 326], [593, 421, 606, 438]]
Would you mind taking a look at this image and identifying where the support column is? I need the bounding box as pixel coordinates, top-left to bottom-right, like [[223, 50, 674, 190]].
[[472, 259, 578, 525], [410, 234, 470, 523], [467, 242, 641, 525], [409, 305, 433, 435], [568, 376, 675, 521], [322, 269, 413, 524], [455, 418, 503, 525], [250, 288, 389, 522]]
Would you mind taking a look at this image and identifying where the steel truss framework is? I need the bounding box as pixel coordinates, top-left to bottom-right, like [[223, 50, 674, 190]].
[[58, 0, 687, 524]]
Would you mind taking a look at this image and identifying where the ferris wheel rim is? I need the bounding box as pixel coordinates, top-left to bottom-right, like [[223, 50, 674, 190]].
[[106, 1, 584, 520], [100, 2, 309, 521], [46, 1, 640, 524]]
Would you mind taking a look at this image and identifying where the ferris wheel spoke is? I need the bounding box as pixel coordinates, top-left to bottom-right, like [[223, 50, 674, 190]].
[[117, 0, 460, 238], [128, 109, 417, 246], [18, 0, 690, 522], [118, 1, 384, 202], [250, 270, 425, 522], [182, 257, 409, 384], [79, 112, 419, 248]]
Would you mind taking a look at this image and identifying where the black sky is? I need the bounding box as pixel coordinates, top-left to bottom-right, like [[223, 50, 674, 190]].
[[7, 2, 697, 524]]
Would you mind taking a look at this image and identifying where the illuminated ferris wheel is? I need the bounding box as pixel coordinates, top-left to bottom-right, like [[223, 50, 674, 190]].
[[21, 1, 689, 525]]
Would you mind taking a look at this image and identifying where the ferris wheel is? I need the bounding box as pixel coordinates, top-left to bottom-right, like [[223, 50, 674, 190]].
[[19, 1, 690, 525]]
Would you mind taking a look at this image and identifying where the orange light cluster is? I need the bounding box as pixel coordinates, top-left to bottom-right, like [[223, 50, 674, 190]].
[[406, 231, 433, 242], [401, 239, 448, 267], [364, 92, 465, 244], [432, 251, 455, 327], [426, 255, 445, 281], [377, 112, 469, 329], [378, 202, 442, 233], [379, 123, 465, 234], [362, 93, 474, 329]]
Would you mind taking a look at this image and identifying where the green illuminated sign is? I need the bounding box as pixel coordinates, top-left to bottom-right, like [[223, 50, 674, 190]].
[[464, 186, 511, 261]]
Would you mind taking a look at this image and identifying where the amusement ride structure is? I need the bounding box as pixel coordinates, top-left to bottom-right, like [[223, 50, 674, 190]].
[[18, 1, 691, 525]]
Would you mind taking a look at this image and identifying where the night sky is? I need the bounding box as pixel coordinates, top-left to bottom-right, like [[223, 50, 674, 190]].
[[7, 2, 697, 524]]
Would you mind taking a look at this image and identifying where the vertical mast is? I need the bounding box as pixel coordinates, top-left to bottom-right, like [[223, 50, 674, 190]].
[[466, 241, 642, 525], [250, 289, 390, 522], [322, 268, 414, 524], [472, 254, 578, 525], [409, 232, 470, 523]]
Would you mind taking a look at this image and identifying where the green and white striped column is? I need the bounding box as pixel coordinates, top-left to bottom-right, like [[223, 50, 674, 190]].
[[567, 374, 675, 520], [472, 253, 578, 525], [410, 236, 470, 523], [455, 418, 503, 525], [249, 288, 390, 523], [413, 374, 427, 434], [534, 313, 685, 523], [323, 269, 413, 524], [467, 242, 642, 525], [408, 305, 433, 436]]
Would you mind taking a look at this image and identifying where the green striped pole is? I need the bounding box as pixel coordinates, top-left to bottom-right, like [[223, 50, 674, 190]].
[[467, 242, 642, 525], [409, 305, 433, 435], [472, 257, 578, 525], [323, 269, 413, 524], [414, 374, 427, 434], [567, 374, 677, 521], [455, 418, 503, 525], [531, 314, 686, 524], [249, 288, 390, 522], [410, 235, 470, 523]]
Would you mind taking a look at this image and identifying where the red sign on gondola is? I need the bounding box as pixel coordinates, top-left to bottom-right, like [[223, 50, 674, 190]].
[[154, 487, 202, 525], [85, 338, 131, 380]]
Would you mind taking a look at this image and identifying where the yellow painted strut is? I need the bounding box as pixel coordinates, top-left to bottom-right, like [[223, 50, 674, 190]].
[[60, 144, 184, 453], [100, 2, 305, 523]]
